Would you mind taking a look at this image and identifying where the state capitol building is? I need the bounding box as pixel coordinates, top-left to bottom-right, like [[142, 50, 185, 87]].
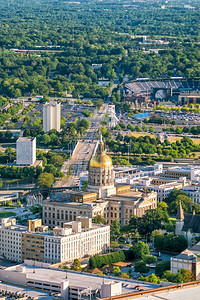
[[43, 137, 157, 228]]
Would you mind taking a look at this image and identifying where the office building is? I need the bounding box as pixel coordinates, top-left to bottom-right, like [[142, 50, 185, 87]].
[[162, 165, 200, 181], [0, 218, 109, 264], [0, 218, 26, 262], [147, 179, 186, 201], [22, 217, 110, 264], [43, 101, 61, 132], [16, 137, 36, 166], [182, 185, 200, 204]]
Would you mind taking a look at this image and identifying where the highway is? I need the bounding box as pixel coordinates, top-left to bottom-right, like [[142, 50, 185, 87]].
[[55, 104, 108, 187]]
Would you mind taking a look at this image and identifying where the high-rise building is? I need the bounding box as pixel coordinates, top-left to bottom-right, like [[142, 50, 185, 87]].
[[16, 137, 36, 165], [43, 101, 61, 132]]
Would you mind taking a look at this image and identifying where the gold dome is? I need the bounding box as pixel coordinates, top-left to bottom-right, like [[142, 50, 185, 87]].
[[90, 152, 113, 168]]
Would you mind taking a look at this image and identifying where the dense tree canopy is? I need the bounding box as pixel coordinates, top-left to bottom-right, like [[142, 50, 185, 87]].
[[0, 0, 197, 98]]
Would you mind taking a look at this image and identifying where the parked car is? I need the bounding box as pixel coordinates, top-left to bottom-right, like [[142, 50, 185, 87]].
[[134, 285, 140, 290]]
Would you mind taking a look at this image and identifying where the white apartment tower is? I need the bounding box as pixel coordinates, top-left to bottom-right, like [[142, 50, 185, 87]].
[[16, 137, 36, 165], [43, 101, 61, 132]]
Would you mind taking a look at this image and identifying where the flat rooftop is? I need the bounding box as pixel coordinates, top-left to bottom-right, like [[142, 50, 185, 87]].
[[7, 264, 161, 294], [17, 137, 35, 142], [149, 182, 182, 189], [0, 225, 27, 232], [166, 166, 200, 172], [106, 190, 155, 202], [43, 200, 105, 207], [0, 281, 53, 299], [135, 284, 200, 300], [43, 101, 59, 106]]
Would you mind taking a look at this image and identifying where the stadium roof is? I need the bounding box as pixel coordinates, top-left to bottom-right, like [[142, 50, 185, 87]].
[[125, 80, 200, 96]]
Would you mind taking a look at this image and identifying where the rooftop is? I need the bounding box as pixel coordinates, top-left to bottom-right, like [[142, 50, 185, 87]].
[[6, 264, 161, 294], [149, 182, 182, 189], [182, 213, 200, 233], [43, 101, 60, 107], [17, 137, 35, 142], [0, 224, 27, 232], [173, 249, 197, 260], [105, 190, 155, 202], [43, 199, 106, 207], [134, 284, 200, 300], [167, 165, 200, 172]]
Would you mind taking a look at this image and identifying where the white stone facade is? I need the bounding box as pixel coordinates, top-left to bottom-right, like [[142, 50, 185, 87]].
[[43, 101, 61, 132], [0, 218, 26, 262], [16, 137, 36, 165], [44, 222, 110, 264]]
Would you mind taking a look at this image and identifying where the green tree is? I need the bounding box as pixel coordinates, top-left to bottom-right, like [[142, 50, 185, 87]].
[[134, 261, 149, 273], [123, 215, 139, 236], [49, 155, 64, 166], [42, 134, 51, 145], [81, 180, 88, 191], [164, 189, 187, 206], [37, 172, 54, 188], [131, 241, 150, 259], [154, 233, 187, 253], [94, 99, 103, 110], [138, 207, 169, 236], [142, 124, 147, 132], [175, 268, 195, 283], [121, 273, 130, 279], [82, 109, 91, 117], [149, 126, 154, 133], [93, 215, 106, 225], [143, 255, 157, 265], [162, 270, 176, 282], [70, 259, 82, 271], [168, 194, 193, 215], [113, 266, 121, 276], [110, 219, 121, 241], [138, 273, 160, 283], [155, 261, 170, 277], [175, 126, 182, 134]]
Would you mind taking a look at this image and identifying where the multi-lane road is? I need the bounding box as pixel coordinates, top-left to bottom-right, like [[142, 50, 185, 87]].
[[55, 104, 108, 187]]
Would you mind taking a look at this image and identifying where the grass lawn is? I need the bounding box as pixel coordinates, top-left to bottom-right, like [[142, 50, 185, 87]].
[[168, 135, 200, 145], [128, 132, 156, 138], [128, 133, 200, 145], [0, 211, 16, 217]]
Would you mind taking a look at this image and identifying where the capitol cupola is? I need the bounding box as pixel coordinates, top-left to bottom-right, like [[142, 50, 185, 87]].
[[87, 135, 116, 198]]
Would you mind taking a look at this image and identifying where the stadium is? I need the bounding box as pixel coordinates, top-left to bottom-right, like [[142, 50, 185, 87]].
[[123, 79, 200, 106]]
